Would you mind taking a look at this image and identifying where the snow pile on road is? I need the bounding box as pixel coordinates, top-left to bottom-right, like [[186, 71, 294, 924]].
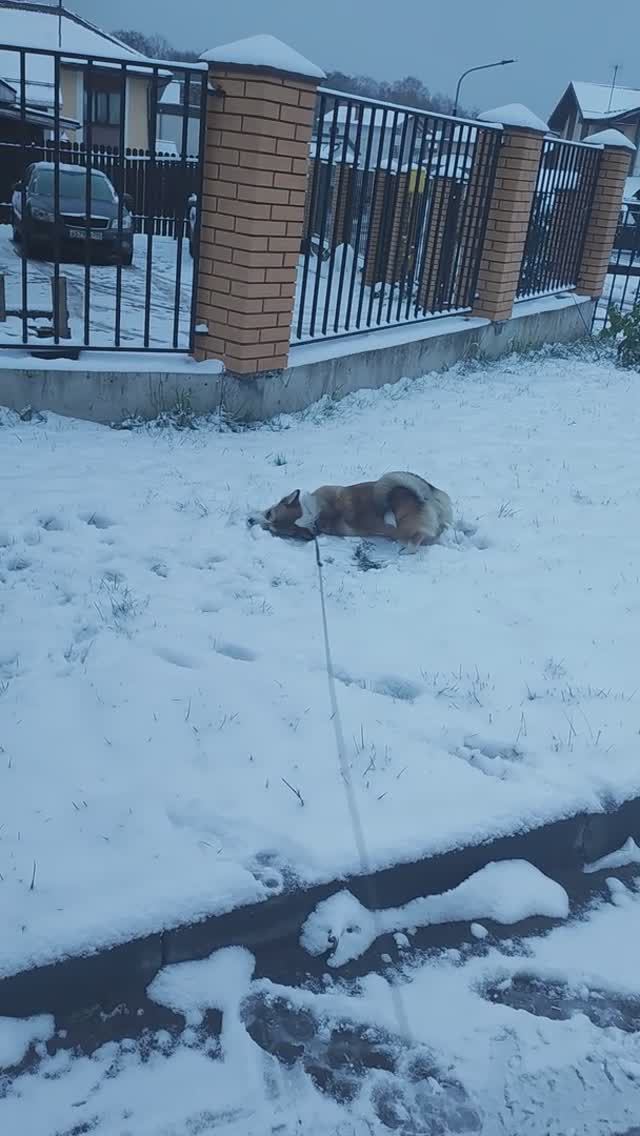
[[301, 860, 569, 965], [0, 1014, 53, 1070], [2, 350, 640, 975]]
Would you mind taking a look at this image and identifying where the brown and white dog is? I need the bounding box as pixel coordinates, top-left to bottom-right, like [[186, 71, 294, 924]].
[[249, 472, 452, 550]]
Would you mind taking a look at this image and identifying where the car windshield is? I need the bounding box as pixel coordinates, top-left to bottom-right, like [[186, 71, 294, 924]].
[[32, 169, 115, 203]]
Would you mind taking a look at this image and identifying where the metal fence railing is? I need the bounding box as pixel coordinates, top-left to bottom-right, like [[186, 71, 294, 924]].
[[592, 202, 640, 332], [0, 42, 207, 353], [517, 136, 601, 301], [293, 89, 502, 344], [0, 141, 201, 238]]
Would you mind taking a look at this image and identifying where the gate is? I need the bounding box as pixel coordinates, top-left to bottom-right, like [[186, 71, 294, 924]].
[[0, 42, 207, 353], [592, 203, 640, 332]]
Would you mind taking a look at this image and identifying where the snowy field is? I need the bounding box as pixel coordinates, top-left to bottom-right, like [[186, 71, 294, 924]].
[[2, 349, 640, 978], [3, 876, 640, 1134], [0, 226, 193, 350]]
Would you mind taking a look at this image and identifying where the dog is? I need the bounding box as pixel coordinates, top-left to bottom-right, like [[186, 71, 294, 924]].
[[248, 472, 452, 550]]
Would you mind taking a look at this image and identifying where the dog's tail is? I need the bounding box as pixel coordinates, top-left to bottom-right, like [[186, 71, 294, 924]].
[[375, 471, 452, 524], [374, 471, 453, 541]]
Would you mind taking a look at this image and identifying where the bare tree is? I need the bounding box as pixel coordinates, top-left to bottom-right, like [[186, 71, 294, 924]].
[[113, 29, 199, 62], [112, 31, 471, 115]]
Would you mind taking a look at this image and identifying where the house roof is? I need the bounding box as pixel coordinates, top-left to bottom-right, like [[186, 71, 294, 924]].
[[570, 80, 640, 121], [0, 1, 158, 109], [0, 2, 150, 62], [322, 105, 411, 129]]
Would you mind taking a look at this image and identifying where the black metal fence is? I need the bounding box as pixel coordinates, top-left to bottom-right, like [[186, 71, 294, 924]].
[[0, 43, 206, 352], [592, 203, 640, 332], [1, 142, 200, 238], [294, 89, 502, 343], [517, 136, 601, 301]]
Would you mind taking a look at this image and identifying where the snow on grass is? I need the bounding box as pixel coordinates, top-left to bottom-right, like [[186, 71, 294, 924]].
[[300, 860, 569, 966], [1, 349, 640, 977]]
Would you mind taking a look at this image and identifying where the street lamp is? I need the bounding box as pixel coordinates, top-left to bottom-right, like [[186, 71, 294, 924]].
[[453, 59, 516, 117]]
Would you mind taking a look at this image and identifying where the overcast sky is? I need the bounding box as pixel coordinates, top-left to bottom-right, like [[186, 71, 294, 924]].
[[73, 0, 638, 118]]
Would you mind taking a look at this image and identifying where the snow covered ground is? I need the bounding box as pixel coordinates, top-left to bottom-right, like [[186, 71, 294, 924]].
[[2, 348, 640, 978], [3, 874, 640, 1134], [0, 227, 193, 350]]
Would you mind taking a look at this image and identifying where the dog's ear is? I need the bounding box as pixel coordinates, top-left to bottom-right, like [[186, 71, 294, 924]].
[[283, 489, 300, 508]]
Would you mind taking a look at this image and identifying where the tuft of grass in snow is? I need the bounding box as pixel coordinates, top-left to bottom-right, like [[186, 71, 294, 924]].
[[497, 501, 518, 519], [94, 575, 146, 633]]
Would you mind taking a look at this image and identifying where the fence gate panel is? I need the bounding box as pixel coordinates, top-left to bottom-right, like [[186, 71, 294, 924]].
[[517, 136, 601, 302], [295, 88, 502, 344], [592, 202, 640, 333], [0, 41, 207, 353]]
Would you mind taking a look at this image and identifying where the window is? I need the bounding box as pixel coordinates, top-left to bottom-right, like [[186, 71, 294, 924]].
[[84, 88, 122, 126], [33, 168, 116, 203]]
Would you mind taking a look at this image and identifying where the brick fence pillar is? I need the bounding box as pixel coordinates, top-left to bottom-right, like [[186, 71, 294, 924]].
[[471, 104, 547, 321], [575, 130, 637, 299], [195, 35, 324, 374]]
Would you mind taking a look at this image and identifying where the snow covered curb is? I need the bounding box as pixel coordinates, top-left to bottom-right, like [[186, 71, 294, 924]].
[[300, 861, 570, 967], [2, 805, 640, 1022]]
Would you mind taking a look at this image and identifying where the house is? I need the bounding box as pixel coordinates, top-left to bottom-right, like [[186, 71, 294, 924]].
[[320, 104, 425, 169], [157, 79, 201, 157], [0, 0, 170, 151], [549, 80, 640, 174]]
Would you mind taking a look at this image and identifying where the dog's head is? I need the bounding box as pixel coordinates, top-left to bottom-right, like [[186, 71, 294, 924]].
[[247, 490, 314, 541]]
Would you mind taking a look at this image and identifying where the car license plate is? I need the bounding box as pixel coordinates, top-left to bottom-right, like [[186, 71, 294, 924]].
[[68, 228, 104, 240]]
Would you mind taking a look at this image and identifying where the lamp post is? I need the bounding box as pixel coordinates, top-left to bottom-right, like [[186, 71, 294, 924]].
[[453, 59, 516, 117]]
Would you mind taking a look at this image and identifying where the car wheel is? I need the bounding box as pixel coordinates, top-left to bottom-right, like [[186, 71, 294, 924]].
[[120, 247, 133, 267]]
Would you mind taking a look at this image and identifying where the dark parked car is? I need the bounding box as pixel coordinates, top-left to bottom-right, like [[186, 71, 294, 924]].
[[12, 162, 135, 266]]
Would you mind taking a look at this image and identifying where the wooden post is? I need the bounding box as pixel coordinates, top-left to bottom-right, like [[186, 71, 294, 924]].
[[0, 274, 6, 323]]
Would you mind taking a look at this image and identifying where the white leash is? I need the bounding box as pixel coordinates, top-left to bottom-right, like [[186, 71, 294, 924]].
[[313, 535, 413, 1043]]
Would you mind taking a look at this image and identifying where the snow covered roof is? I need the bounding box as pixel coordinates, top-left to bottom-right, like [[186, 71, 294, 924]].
[[0, 2, 151, 62], [479, 103, 547, 132], [571, 80, 640, 121], [583, 128, 636, 150], [160, 80, 181, 106], [0, 2, 162, 109], [201, 34, 325, 80], [624, 176, 640, 204]]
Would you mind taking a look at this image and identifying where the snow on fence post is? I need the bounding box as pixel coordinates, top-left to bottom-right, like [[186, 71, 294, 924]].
[[193, 35, 325, 374], [471, 104, 547, 322], [575, 130, 636, 300]]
